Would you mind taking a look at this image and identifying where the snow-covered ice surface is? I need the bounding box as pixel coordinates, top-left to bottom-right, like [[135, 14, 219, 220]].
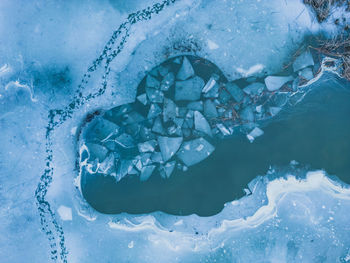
[[1, 0, 350, 262]]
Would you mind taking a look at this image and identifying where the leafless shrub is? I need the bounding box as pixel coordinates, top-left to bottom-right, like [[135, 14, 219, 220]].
[[314, 35, 350, 80], [303, 0, 350, 22]]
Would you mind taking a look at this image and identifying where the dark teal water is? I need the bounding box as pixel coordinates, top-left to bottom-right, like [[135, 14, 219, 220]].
[[82, 74, 350, 216]]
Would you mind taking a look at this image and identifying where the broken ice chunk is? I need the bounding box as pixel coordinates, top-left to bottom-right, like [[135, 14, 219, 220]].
[[182, 128, 191, 137], [138, 140, 157, 153], [271, 92, 288, 107], [157, 136, 183, 162], [160, 72, 175, 91], [264, 76, 293, 92], [85, 143, 108, 162], [128, 167, 139, 175], [176, 107, 187, 118], [160, 161, 176, 179], [152, 116, 165, 134], [151, 152, 163, 163], [203, 81, 219, 98], [137, 93, 148, 105], [146, 88, 164, 103], [140, 153, 153, 166], [256, 105, 263, 113], [218, 88, 231, 104], [202, 74, 219, 93], [194, 111, 212, 137], [103, 141, 117, 151], [246, 127, 264, 143], [116, 159, 135, 181], [293, 50, 314, 72], [123, 111, 145, 125], [147, 104, 162, 119], [298, 67, 314, 81], [146, 74, 160, 89], [167, 124, 182, 136], [163, 98, 177, 122], [86, 118, 120, 142], [176, 56, 194, 80], [243, 83, 265, 96], [173, 57, 181, 64], [139, 126, 156, 141], [98, 153, 115, 174], [216, 123, 231, 136], [240, 106, 254, 122], [115, 133, 135, 149], [187, 101, 203, 111], [173, 117, 184, 127], [203, 99, 218, 119], [269, 106, 281, 116], [140, 165, 156, 182], [175, 76, 204, 101], [149, 67, 159, 77], [158, 66, 169, 77], [225, 82, 244, 102], [177, 138, 215, 166]]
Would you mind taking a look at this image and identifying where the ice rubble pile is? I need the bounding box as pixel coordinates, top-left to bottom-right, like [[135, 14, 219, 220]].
[[80, 52, 317, 182]]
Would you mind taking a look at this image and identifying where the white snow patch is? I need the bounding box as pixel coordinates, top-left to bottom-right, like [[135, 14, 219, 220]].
[[236, 64, 264, 77], [57, 205, 73, 221], [207, 39, 219, 50]]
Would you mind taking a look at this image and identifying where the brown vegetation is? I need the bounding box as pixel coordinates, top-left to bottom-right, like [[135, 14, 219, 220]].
[[314, 36, 350, 80], [303, 0, 350, 22]]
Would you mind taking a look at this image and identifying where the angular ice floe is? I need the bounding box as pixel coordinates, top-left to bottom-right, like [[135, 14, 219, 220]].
[[146, 74, 160, 89], [157, 136, 183, 162], [116, 159, 135, 181], [86, 118, 120, 142], [202, 74, 219, 94], [298, 67, 314, 81], [85, 143, 108, 161], [240, 106, 254, 122], [98, 153, 115, 174], [159, 161, 176, 179], [176, 56, 194, 80], [247, 127, 264, 143], [216, 123, 231, 136], [175, 76, 204, 101], [160, 72, 175, 91], [187, 101, 203, 111], [163, 98, 177, 122], [203, 99, 218, 119], [139, 165, 156, 182], [293, 50, 314, 72], [136, 93, 148, 105], [243, 82, 265, 96], [152, 116, 165, 134], [194, 111, 212, 137], [218, 88, 231, 104], [203, 81, 219, 98], [225, 82, 244, 102], [146, 88, 164, 103], [147, 103, 162, 119], [264, 76, 293, 91], [269, 106, 282, 116], [115, 133, 135, 149], [137, 140, 157, 153], [150, 151, 163, 163], [177, 137, 215, 166], [157, 65, 169, 77]]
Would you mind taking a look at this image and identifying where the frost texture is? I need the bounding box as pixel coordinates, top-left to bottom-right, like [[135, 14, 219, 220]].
[[0, 0, 349, 262]]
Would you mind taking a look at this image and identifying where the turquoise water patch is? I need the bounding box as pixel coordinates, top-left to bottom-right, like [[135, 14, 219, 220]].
[[81, 59, 350, 216]]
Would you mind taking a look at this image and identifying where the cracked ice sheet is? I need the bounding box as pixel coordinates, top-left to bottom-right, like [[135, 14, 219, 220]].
[[0, 0, 349, 262]]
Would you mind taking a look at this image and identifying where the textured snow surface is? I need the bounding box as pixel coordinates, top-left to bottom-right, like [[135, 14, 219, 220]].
[[0, 0, 349, 262]]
